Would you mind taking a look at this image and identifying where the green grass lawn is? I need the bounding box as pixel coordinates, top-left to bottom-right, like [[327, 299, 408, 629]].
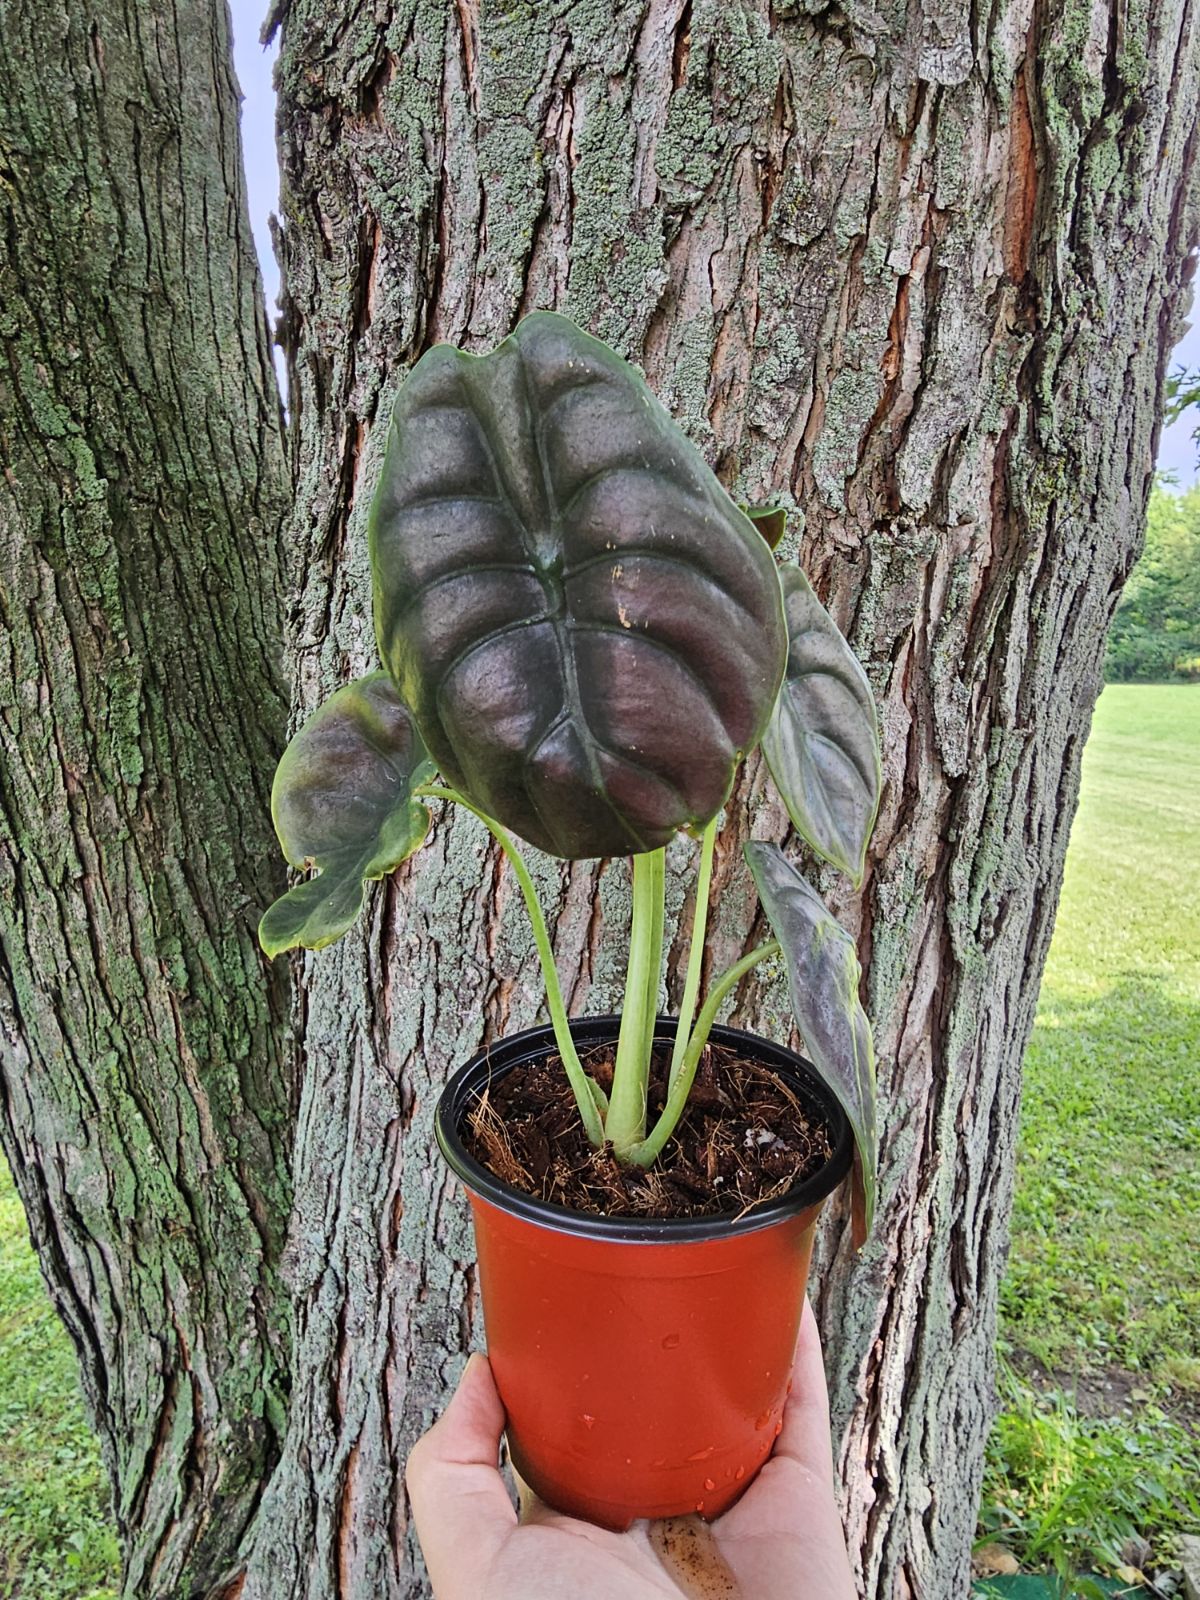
[[0, 1162, 118, 1599], [981, 683, 1200, 1586], [1001, 684, 1200, 1381]]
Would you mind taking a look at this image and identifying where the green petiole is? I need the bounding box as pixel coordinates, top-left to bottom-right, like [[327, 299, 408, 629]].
[[667, 812, 718, 1093], [642, 847, 666, 1067], [628, 939, 781, 1168], [415, 784, 606, 1148], [605, 848, 667, 1158], [419, 792, 768, 1174]]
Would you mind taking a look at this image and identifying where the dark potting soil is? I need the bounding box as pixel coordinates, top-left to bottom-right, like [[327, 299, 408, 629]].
[[463, 1041, 833, 1220]]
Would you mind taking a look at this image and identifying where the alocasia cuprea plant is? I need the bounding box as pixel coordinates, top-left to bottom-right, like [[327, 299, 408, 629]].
[[260, 312, 882, 1241]]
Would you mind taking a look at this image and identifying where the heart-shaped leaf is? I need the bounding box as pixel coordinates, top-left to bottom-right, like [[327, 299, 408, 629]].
[[259, 673, 434, 956], [369, 311, 787, 859], [745, 840, 877, 1245], [761, 565, 881, 886]]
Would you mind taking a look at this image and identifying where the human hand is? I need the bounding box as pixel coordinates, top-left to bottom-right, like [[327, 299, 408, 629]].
[[405, 1299, 857, 1599]]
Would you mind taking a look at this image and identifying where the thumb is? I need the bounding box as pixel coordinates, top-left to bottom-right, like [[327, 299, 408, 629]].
[[406, 1354, 517, 1595], [773, 1299, 837, 1482]]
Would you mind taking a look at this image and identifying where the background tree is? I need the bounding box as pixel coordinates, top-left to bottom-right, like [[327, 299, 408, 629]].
[[2, 3, 1198, 1600], [1105, 485, 1200, 681], [1164, 365, 1200, 463], [0, 3, 295, 1594]]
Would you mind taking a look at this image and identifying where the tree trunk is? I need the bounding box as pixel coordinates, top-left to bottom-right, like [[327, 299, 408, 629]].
[[243, 2, 1200, 1597], [2, 1, 1198, 1599], [0, 2, 295, 1595]]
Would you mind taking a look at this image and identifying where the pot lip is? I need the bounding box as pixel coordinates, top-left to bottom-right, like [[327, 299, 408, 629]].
[[434, 1013, 854, 1244]]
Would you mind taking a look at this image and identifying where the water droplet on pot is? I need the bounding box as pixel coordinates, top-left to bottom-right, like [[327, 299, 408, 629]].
[[695, 1501, 705, 1513], [773, 1421, 783, 1438], [581, 1414, 595, 1430], [687, 1445, 715, 1461], [735, 1465, 745, 1481], [754, 1411, 771, 1430], [662, 1332, 680, 1350], [704, 1477, 716, 1491]]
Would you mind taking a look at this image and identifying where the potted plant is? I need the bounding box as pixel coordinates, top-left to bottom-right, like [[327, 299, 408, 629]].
[[260, 312, 880, 1528]]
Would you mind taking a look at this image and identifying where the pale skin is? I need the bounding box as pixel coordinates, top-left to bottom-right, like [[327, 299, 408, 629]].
[[406, 1300, 858, 1600]]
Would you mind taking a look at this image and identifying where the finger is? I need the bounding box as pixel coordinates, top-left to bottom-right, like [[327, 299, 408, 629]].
[[772, 1299, 836, 1481], [513, 1471, 624, 1543], [406, 1354, 517, 1592]]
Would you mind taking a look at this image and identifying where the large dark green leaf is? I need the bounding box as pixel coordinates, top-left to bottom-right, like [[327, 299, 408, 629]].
[[368, 311, 787, 859], [762, 565, 881, 886], [259, 673, 434, 956], [745, 841, 877, 1245]]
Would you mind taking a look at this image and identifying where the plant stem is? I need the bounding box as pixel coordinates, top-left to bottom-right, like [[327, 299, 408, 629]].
[[641, 847, 666, 1066], [606, 848, 666, 1159], [628, 939, 780, 1168], [414, 784, 605, 1148], [667, 813, 718, 1092]]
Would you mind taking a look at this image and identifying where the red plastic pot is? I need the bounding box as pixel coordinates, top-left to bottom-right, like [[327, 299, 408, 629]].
[[434, 1014, 853, 1529]]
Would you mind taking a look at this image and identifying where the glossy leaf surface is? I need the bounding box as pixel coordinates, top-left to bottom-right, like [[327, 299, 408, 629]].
[[260, 673, 434, 956], [762, 565, 881, 885], [745, 841, 877, 1245], [369, 311, 787, 859]]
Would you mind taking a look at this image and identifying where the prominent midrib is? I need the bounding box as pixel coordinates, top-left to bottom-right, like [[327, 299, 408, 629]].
[[459, 350, 652, 853]]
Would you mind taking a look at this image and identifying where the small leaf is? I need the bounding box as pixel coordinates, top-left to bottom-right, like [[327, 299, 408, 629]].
[[741, 504, 788, 550], [586, 1077, 610, 1116], [259, 673, 434, 956], [762, 565, 881, 886], [745, 841, 877, 1245]]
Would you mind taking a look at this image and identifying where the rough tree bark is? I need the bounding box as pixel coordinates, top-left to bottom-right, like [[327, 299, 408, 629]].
[[0, 3, 295, 1595], [244, 2, 1200, 1598], [1, 1, 1198, 1599]]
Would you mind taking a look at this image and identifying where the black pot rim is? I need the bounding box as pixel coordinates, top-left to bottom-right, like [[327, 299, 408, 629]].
[[434, 1014, 854, 1244]]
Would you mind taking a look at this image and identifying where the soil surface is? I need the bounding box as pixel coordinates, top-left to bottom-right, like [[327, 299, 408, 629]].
[[464, 1041, 833, 1220]]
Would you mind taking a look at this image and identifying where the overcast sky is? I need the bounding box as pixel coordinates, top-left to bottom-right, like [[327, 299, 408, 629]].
[[228, 5, 1200, 487]]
